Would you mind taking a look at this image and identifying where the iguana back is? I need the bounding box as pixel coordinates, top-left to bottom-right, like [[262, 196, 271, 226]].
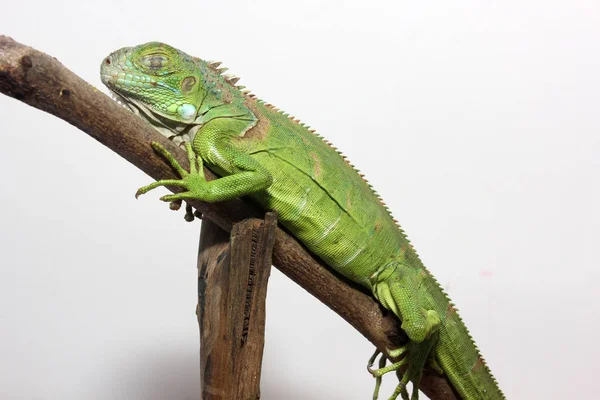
[[236, 99, 404, 286]]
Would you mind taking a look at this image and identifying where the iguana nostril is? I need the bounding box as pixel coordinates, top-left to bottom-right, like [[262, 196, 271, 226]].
[[105, 58, 111, 65]]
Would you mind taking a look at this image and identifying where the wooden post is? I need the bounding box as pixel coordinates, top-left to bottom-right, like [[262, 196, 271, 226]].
[[197, 212, 277, 400]]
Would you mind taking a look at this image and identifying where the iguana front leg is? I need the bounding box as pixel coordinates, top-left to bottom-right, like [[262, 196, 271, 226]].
[[136, 119, 273, 203]]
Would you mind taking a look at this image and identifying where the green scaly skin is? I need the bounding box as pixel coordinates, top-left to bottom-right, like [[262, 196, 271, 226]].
[[101, 42, 505, 400]]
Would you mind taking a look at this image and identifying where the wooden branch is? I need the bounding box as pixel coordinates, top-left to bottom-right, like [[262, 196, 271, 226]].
[[197, 220, 234, 399], [0, 36, 458, 399], [198, 213, 276, 400]]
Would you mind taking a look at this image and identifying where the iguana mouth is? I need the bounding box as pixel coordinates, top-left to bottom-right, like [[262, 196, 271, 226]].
[[106, 87, 200, 147], [106, 89, 135, 113]]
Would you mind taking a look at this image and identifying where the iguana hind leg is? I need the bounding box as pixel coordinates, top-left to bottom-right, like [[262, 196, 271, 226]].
[[369, 261, 441, 400]]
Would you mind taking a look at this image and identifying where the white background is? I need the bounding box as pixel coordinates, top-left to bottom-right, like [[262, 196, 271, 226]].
[[1, 1, 598, 399]]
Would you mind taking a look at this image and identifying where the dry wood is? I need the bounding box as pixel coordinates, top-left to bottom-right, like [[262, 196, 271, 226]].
[[0, 36, 458, 399], [198, 213, 277, 400]]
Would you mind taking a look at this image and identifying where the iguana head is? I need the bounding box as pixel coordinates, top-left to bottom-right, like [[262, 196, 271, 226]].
[[101, 42, 205, 135]]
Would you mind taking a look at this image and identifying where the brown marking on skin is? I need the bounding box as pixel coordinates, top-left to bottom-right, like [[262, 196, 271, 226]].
[[220, 85, 233, 103], [446, 303, 457, 319], [299, 133, 311, 146], [374, 220, 383, 232], [399, 243, 409, 255], [311, 152, 322, 179], [210, 76, 234, 104], [471, 356, 485, 373], [241, 99, 270, 141], [202, 63, 234, 104]]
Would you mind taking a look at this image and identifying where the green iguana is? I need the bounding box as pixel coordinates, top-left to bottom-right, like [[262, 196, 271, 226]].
[[100, 42, 504, 400]]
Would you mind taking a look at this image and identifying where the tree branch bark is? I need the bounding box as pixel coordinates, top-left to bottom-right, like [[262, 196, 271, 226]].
[[198, 213, 277, 400], [0, 35, 458, 399]]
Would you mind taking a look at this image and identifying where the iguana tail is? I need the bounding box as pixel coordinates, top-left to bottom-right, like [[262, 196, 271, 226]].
[[434, 304, 505, 399]]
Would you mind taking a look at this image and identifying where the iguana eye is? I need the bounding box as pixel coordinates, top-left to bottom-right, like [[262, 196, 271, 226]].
[[141, 54, 168, 70]]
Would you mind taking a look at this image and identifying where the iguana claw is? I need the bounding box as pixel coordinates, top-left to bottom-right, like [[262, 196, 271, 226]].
[[169, 199, 182, 211], [368, 348, 410, 400], [135, 141, 208, 202], [367, 337, 438, 400]]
